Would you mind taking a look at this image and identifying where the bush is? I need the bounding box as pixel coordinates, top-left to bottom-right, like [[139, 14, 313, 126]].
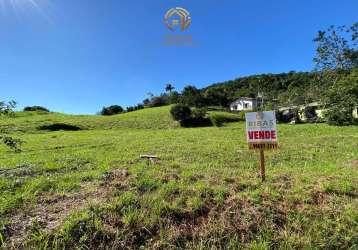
[[325, 105, 355, 126], [189, 108, 211, 127], [192, 108, 207, 120], [209, 112, 241, 127], [0, 136, 23, 152], [100, 105, 124, 116], [170, 104, 192, 124], [23, 106, 49, 112]]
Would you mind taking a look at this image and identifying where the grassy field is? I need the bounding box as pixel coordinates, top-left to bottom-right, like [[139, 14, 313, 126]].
[[0, 106, 357, 249]]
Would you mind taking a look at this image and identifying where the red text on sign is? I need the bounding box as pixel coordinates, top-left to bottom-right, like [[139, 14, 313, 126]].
[[248, 130, 276, 140]]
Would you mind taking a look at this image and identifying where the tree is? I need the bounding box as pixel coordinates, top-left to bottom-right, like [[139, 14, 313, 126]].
[[143, 98, 151, 106], [181, 85, 205, 107], [149, 95, 169, 107], [170, 104, 192, 126], [325, 69, 358, 125], [313, 23, 358, 87], [313, 23, 358, 125], [314, 25, 357, 72], [203, 88, 229, 107], [100, 105, 124, 116], [169, 91, 180, 104], [0, 100, 16, 117], [165, 84, 175, 93], [0, 101, 23, 152], [24, 106, 50, 112]]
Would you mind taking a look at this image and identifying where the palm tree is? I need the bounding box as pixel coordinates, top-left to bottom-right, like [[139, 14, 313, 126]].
[[165, 84, 175, 93]]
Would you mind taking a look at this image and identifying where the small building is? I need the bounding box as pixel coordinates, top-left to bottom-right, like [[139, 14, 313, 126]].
[[230, 97, 262, 112]]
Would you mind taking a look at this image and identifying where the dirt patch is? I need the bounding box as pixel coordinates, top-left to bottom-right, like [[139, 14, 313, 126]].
[[154, 195, 288, 248], [4, 169, 130, 249], [272, 174, 295, 190], [345, 160, 358, 168], [308, 190, 329, 206]]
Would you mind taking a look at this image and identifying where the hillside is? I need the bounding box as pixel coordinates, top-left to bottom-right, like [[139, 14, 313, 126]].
[[0, 106, 179, 134], [0, 107, 357, 249]]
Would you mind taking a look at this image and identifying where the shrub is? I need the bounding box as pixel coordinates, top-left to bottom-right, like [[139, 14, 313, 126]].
[[189, 108, 211, 127], [325, 105, 355, 126], [170, 104, 192, 124], [209, 112, 241, 127], [192, 108, 207, 120], [100, 105, 124, 116], [23, 106, 49, 112], [0, 136, 23, 152]]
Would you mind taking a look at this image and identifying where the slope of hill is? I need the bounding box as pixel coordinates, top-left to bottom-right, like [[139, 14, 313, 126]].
[[0, 107, 357, 249], [0, 106, 179, 134]]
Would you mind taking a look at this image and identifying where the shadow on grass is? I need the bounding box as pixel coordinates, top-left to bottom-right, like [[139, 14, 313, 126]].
[[38, 123, 83, 131]]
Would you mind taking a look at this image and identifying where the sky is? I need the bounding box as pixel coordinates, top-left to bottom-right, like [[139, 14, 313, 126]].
[[0, 0, 357, 114]]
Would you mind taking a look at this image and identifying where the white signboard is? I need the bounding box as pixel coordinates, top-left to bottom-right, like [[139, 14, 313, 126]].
[[245, 111, 278, 150]]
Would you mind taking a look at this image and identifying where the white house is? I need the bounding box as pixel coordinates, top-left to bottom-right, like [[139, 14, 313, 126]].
[[230, 97, 262, 112]]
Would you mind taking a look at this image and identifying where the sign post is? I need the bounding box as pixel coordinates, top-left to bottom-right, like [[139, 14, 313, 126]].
[[245, 111, 278, 182], [259, 148, 265, 181]]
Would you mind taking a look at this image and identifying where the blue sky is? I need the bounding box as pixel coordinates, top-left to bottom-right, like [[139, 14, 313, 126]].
[[1, 0, 357, 114]]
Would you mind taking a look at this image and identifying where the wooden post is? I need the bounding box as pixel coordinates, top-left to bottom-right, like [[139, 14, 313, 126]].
[[259, 149, 266, 182]]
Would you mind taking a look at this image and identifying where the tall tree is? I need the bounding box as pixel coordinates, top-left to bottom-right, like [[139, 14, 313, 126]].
[[165, 84, 175, 93], [325, 69, 358, 125], [181, 85, 205, 107], [313, 23, 358, 125], [313, 23, 358, 85]]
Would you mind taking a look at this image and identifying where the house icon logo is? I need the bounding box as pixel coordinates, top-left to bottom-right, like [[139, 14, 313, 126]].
[[256, 112, 265, 120], [164, 7, 191, 31]]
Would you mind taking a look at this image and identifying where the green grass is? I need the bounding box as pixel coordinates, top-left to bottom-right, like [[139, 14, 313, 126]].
[[0, 106, 357, 249], [0, 106, 178, 133]]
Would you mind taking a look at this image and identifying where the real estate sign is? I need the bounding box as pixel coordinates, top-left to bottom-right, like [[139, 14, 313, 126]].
[[245, 111, 278, 150]]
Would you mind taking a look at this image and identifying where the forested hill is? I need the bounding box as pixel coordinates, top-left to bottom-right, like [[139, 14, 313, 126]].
[[201, 71, 318, 107]]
